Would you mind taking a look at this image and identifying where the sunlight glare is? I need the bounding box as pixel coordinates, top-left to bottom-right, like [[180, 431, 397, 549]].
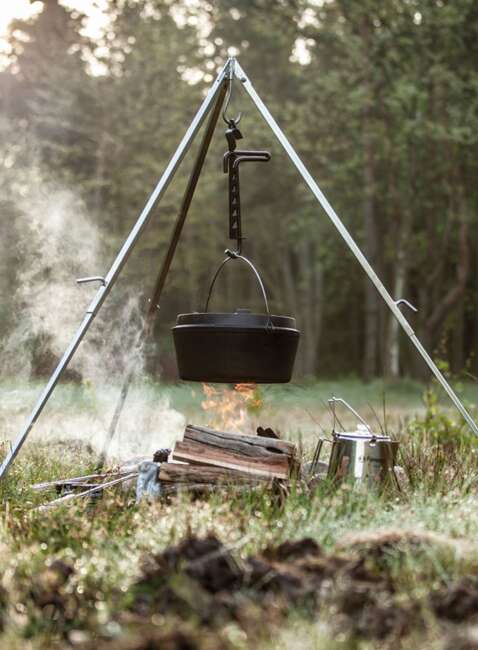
[[0, 0, 43, 36], [0, 1, 109, 41]]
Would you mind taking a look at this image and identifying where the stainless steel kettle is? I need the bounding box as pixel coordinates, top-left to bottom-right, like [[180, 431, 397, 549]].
[[310, 397, 400, 489]]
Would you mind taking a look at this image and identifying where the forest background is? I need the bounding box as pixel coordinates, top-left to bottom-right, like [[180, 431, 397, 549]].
[[1, 0, 478, 384]]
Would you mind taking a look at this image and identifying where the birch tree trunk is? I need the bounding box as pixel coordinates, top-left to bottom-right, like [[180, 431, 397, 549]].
[[385, 256, 405, 379], [384, 210, 413, 379]]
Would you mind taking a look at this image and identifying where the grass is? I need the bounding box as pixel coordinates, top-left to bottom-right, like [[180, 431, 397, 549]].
[[0, 378, 478, 648]]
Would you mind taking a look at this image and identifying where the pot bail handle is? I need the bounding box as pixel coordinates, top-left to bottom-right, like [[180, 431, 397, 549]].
[[204, 250, 271, 322]]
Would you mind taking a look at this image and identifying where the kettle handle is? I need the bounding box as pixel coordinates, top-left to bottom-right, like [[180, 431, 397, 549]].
[[328, 396, 372, 432], [204, 251, 271, 321]]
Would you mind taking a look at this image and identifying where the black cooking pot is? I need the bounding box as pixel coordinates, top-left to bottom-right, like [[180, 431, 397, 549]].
[[172, 253, 300, 383]]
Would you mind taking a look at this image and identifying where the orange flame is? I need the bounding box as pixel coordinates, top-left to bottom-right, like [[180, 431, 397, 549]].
[[200, 383, 262, 433]]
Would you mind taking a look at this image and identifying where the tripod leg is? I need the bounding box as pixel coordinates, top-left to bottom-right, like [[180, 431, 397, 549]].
[[0, 60, 233, 481], [235, 59, 478, 437], [97, 79, 229, 468], [97, 366, 135, 468]]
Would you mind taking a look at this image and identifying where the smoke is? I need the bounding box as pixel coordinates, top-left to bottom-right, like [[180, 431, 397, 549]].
[[1, 179, 138, 381], [0, 154, 185, 462], [0, 382, 186, 463], [3, 185, 100, 378]]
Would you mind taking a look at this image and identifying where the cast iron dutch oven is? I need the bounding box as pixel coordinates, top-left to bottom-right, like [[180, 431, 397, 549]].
[[172, 253, 300, 383]]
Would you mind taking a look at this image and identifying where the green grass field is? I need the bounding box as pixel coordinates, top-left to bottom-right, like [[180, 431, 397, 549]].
[[0, 379, 478, 649]]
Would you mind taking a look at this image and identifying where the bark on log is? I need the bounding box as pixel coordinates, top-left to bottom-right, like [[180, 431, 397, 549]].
[[171, 424, 296, 479], [160, 482, 261, 497], [159, 462, 270, 484], [184, 424, 295, 456]]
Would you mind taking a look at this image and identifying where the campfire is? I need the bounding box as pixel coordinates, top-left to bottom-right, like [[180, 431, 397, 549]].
[[199, 382, 262, 433], [33, 386, 297, 509]]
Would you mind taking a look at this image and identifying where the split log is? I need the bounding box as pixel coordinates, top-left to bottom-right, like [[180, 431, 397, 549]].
[[31, 472, 126, 492], [55, 482, 108, 493], [35, 473, 137, 511], [160, 483, 256, 497], [159, 462, 270, 484], [172, 424, 297, 479]]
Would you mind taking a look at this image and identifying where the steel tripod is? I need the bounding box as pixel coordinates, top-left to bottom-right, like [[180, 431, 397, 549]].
[[1, 56, 476, 481]]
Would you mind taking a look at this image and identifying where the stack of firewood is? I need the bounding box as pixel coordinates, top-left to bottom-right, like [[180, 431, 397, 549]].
[[31, 425, 299, 509], [158, 424, 298, 489]]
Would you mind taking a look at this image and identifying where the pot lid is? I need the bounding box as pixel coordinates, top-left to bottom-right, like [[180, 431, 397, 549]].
[[334, 424, 391, 441], [174, 309, 298, 330]]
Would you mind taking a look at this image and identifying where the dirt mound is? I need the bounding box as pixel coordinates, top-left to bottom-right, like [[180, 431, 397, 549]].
[[10, 532, 478, 648], [331, 578, 413, 640], [29, 559, 79, 626], [130, 535, 244, 624], [262, 537, 322, 562], [432, 579, 478, 623], [160, 535, 244, 593], [128, 533, 408, 640], [338, 528, 468, 557]]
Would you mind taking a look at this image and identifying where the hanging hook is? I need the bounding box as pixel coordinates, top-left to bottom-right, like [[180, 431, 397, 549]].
[[222, 75, 242, 126]]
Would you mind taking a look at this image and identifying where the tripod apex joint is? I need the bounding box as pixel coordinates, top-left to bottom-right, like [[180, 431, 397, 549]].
[[1, 56, 477, 482]]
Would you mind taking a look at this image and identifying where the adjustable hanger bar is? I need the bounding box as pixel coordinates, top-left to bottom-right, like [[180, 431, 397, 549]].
[[0, 59, 233, 480], [233, 59, 478, 436], [224, 149, 271, 248]]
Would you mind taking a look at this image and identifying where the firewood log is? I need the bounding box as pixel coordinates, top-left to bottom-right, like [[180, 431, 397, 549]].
[[159, 462, 270, 484], [171, 424, 297, 479]]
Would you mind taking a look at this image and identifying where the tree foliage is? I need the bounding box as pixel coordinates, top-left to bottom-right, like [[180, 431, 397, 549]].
[[1, 0, 478, 381]]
